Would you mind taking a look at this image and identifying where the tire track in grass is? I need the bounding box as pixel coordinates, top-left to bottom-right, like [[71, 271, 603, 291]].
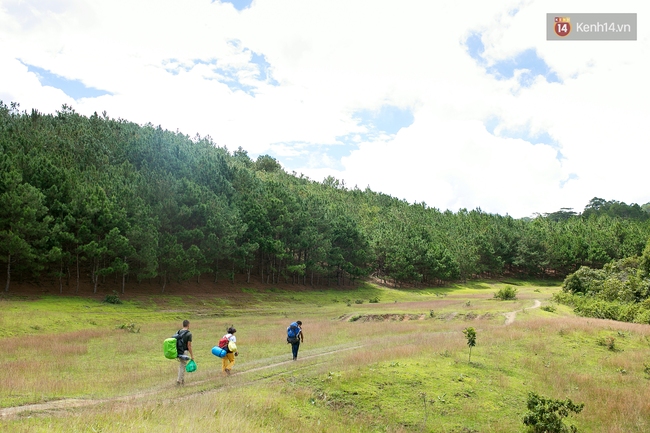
[[0, 345, 362, 419]]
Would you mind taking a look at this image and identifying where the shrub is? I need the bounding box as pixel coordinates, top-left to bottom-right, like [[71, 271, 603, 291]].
[[562, 272, 584, 295], [522, 392, 584, 433], [562, 266, 605, 295], [354, 299, 364, 304], [369, 297, 380, 303], [572, 299, 625, 321], [633, 307, 650, 324], [104, 292, 122, 304], [553, 292, 579, 306], [116, 323, 140, 333], [596, 336, 618, 352], [617, 303, 641, 322], [494, 286, 518, 300], [541, 305, 557, 313]]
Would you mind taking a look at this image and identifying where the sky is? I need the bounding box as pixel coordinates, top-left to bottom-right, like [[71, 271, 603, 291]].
[[0, 0, 648, 218]]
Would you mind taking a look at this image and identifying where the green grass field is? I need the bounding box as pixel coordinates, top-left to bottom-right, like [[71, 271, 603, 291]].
[[1, 280, 649, 432]]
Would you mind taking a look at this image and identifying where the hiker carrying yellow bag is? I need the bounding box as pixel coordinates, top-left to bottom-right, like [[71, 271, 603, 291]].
[[220, 326, 239, 375]]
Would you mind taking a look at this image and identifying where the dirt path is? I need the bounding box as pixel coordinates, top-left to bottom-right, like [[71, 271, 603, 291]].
[[0, 345, 361, 420], [503, 299, 541, 325]]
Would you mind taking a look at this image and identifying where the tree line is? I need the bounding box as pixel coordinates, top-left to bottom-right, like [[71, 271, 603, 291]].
[[2, 102, 650, 293]]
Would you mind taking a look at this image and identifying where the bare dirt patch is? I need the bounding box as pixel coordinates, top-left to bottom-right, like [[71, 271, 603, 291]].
[[343, 311, 497, 323], [347, 313, 427, 322]]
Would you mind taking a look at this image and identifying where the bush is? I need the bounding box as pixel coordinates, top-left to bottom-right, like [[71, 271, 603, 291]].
[[617, 303, 641, 322], [552, 292, 579, 306], [369, 297, 380, 303], [104, 292, 122, 304], [562, 271, 584, 294], [116, 323, 140, 333], [494, 286, 518, 300], [562, 266, 606, 295], [596, 336, 618, 352], [633, 307, 650, 324], [523, 392, 584, 433], [570, 298, 619, 321], [354, 299, 364, 304], [541, 305, 557, 313]]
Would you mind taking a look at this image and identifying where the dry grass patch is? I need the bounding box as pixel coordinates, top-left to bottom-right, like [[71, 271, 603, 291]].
[[7, 329, 104, 357]]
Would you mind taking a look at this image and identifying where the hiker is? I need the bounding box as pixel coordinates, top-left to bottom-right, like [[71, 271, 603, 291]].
[[221, 326, 239, 375], [287, 321, 304, 360], [176, 319, 194, 385]]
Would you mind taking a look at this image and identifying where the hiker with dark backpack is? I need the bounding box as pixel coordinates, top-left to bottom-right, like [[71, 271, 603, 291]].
[[287, 321, 303, 360], [218, 326, 238, 375], [174, 320, 194, 385]]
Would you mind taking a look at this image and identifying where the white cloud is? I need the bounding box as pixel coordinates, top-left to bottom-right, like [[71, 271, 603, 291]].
[[0, 54, 75, 112], [1, 0, 648, 217]]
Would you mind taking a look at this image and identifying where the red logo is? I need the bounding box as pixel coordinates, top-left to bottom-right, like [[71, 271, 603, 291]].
[[554, 17, 571, 37]]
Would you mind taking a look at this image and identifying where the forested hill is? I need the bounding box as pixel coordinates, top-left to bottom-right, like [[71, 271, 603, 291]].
[[2, 102, 650, 294]]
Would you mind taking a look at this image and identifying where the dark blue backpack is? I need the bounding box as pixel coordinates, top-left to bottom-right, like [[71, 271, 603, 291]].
[[287, 322, 301, 343]]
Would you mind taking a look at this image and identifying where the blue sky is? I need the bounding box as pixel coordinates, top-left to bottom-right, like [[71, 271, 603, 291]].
[[1, 0, 648, 217], [23, 63, 111, 100], [218, 0, 253, 11], [465, 32, 561, 86], [354, 105, 415, 136], [273, 105, 415, 172]]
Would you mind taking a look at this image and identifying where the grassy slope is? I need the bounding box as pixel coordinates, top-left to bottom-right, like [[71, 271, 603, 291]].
[[1, 279, 650, 432]]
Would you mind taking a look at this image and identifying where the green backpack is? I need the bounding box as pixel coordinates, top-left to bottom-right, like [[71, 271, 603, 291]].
[[164, 330, 188, 359], [163, 337, 178, 359]]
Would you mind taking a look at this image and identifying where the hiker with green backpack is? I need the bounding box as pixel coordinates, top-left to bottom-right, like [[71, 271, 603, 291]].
[[174, 320, 194, 385]]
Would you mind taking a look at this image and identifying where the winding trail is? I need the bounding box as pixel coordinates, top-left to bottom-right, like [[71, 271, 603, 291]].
[[1, 301, 541, 419], [503, 299, 542, 325]]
